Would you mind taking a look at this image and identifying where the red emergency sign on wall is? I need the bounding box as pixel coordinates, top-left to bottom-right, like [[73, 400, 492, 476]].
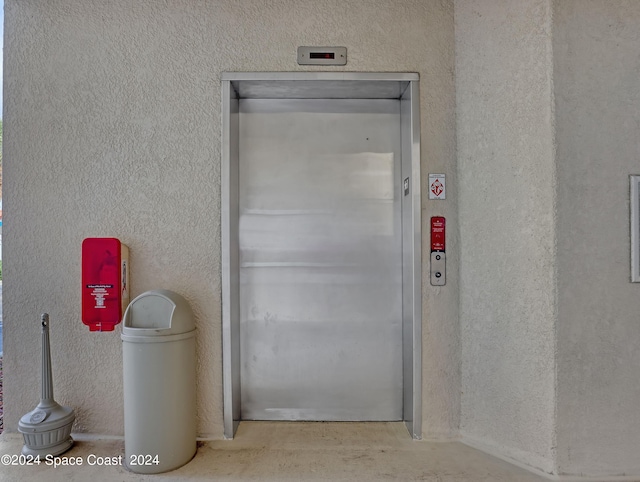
[[82, 238, 130, 332], [431, 216, 446, 252]]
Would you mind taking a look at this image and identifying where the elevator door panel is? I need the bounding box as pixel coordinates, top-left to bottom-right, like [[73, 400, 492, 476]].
[[239, 99, 402, 421]]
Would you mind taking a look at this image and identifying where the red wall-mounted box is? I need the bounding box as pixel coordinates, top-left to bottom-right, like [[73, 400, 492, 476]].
[[81, 238, 130, 332]]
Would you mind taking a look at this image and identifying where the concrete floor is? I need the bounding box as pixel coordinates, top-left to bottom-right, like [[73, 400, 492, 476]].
[[0, 422, 547, 481]]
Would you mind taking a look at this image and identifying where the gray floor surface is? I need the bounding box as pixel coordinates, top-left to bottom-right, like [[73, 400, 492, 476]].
[[0, 421, 548, 481]]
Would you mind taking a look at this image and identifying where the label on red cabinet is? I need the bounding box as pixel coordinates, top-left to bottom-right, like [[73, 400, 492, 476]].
[[431, 217, 445, 252], [87, 284, 114, 309]]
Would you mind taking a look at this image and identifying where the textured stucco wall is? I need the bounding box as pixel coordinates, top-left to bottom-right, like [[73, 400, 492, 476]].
[[553, 1, 640, 476], [455, 0, 557, 474], [3, 0, 459, 439]]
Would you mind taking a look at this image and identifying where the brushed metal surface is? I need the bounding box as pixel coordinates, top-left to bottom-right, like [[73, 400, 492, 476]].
[[223, 72, 415, 100], [430, 252, 446, 286], [221, 81, 241, 438], [631, 175, 640, 282], [400, 81, 422, 438], [233, 80, 409, 100], [222, 73, 422, 438], [221, 71, 418, 83], [239, 98, 402, 421]]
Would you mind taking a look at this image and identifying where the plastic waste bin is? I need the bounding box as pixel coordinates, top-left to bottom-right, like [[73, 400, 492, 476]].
[[121, 289, 196, 474]]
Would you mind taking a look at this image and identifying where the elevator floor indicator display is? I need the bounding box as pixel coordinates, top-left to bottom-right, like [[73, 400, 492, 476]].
[[297, 47, 347, 65]]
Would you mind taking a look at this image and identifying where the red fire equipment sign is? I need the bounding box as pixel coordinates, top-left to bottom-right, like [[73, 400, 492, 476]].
[[431, 217, 445, 252]]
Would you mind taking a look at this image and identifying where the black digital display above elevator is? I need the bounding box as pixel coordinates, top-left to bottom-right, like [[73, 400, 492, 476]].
[[298, 47, 347, 65]]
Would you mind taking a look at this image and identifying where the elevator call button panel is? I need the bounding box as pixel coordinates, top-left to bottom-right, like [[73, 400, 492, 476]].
[[430, 217, 446, 286]]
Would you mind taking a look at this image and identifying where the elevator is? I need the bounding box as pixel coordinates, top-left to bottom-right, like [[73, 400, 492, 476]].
[[222, 73, 422, 439]]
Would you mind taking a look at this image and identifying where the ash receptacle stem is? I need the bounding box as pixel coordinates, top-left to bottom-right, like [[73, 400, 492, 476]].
[[40, 313, 55, 407]]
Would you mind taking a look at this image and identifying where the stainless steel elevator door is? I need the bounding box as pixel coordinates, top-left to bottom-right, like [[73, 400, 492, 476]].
[[239, 98, 402, 421]]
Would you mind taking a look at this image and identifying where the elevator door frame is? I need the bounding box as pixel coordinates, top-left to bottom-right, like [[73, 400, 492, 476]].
[[221, 72, 422, 439]]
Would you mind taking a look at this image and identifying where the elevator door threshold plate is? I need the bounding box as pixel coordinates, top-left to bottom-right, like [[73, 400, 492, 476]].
[[234, 421, 414, 443]]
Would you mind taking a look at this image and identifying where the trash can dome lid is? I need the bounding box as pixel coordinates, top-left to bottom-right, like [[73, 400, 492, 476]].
[[122, 289, 195, 336]]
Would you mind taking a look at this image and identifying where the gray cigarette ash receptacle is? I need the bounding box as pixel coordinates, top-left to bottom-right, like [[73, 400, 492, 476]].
[[121, 290, 196, 474]]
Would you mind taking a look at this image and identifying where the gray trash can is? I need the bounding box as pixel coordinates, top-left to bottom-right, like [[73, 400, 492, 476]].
[[121, 289, 196, 474]]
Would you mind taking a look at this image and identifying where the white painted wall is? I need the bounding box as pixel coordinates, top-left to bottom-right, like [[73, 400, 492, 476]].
[[553, 1, 640, 476], [9, 0, 638, 476], [3, 0, 459, 439], [457, 1, 640, 477], [455, 0, 557, 475]]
